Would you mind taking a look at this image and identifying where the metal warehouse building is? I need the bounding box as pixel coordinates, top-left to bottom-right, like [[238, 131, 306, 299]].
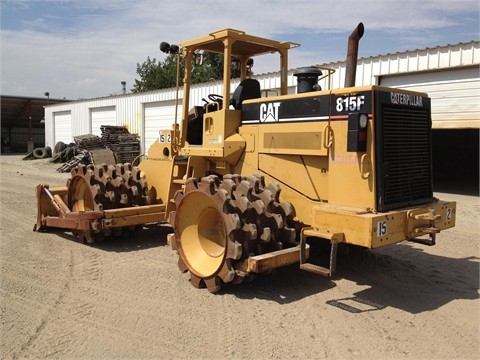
[[43, 40, 479, 195]]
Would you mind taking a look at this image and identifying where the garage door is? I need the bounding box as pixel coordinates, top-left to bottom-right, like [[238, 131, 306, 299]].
[[380, 67, 480, 128], [53, 111, 72, 144], [91, 106, 116, 136], [144, 100, 182, 155]]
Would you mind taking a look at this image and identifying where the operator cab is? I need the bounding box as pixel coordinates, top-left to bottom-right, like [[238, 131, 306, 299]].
[[173, 29, 299, 148]]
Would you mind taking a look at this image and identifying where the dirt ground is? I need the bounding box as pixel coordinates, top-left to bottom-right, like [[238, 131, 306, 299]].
[[0, 154, 478, 360]]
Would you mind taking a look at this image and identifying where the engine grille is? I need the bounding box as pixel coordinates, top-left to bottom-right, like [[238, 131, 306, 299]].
[[377, 104, 433, 211]]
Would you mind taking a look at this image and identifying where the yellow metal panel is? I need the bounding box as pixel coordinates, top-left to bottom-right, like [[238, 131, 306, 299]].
[[180, 109, 242, 155], [405, 201, 456, 237], [313, 205, 374, 248], [181, 147, 223, 157], [258, 153, 327, 201], [303, 155, 329, 201], [179, 28, 297, 57], [224, 133, 246, 165], [258, 122, 328, 156], [263, 131, 322, 150], [433, 201, 457, 230], [138, 157, 174, 205], [240, 129, 256, 153], [327, 119, 376, 210], [144, 138, 171, 160], [312, 200, 456, 248]]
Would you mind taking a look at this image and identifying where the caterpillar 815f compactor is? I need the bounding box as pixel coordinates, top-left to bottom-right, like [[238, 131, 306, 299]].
[[35, 24, 456, 292]]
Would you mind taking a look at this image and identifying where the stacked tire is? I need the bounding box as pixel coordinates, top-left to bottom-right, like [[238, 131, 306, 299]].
[[32, 146, 52, 159], [50, 141, 77, 163]]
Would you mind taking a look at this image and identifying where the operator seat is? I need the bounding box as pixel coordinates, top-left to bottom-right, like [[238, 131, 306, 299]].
[[230, 78, 261, 110]]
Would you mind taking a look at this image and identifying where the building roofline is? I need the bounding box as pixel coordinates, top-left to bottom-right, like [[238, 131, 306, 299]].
[[318, 40, 480, 67]]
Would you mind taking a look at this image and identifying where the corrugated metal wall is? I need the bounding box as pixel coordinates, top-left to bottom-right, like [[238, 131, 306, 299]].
[[44, 89, 184, 149]]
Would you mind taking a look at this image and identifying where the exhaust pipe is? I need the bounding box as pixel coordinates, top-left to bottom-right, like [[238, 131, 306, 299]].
[[344, 22, 364, 88]]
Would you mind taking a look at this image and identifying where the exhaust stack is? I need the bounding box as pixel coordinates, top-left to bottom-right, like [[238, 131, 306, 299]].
[[344, 22, 364, 88]]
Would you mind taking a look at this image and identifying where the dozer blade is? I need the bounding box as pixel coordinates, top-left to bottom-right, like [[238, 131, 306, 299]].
[[34, 184, 68, 231], [35, 183, 104, 232]]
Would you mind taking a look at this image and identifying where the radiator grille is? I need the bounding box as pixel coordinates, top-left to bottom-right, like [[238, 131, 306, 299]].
[[378, 105, 433, 210]]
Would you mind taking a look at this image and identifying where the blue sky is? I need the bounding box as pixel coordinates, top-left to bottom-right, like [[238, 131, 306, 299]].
[[1, 0, 479, 100]]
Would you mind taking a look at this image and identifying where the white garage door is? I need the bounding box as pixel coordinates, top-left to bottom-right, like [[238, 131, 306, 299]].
[[91, 106, 116, 136], [144, 100, 182, 155], [53, 111, 72, 144], [380, 67, 480, 129]]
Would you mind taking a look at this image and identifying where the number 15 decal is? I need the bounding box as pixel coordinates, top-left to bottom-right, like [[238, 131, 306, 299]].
[[377, 220, 387, 237], [159, 133, 171, 143]]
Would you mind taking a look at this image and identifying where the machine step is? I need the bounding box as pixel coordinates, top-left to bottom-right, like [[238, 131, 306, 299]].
[[299, 263, 331, 277], [299, 227, 340, 278]]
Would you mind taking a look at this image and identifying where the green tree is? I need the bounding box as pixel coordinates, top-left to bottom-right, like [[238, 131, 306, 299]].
[[132, 56, 181, 92], [132, 52, 240, 93]]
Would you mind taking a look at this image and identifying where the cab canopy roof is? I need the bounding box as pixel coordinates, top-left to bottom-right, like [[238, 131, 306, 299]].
[[179, 28, 299, 57]]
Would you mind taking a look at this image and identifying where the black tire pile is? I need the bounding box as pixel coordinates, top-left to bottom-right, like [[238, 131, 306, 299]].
[[24, 126, 141, 173], [48, 141, 92, 173], [50, 141, 79, 163]]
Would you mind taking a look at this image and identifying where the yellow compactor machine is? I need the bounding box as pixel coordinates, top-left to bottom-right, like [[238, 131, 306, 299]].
[[35, 24, 456, 292]]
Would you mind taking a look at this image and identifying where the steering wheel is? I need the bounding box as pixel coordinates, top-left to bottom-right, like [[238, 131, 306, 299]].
[[208, 94, 223, 104]]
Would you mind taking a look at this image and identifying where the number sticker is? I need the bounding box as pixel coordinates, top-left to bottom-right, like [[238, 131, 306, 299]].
[[159, 133, 172, 143], [336, 95, 365, 112], [377, 220, 387, 237], [446, 208, 452, 222]]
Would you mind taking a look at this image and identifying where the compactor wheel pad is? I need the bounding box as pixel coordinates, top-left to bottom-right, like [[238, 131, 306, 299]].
[[172, 174, 296, 292], [67, 163, 150, 243]]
